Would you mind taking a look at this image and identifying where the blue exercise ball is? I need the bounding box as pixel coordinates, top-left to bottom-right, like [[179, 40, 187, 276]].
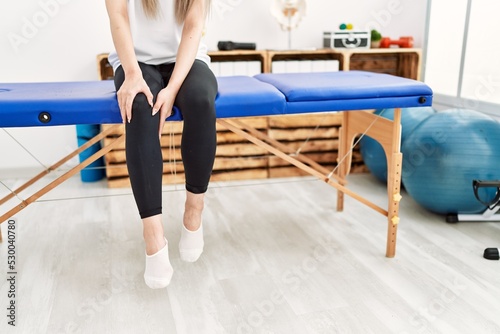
[[401, 109, 500, 215], [359, 107, 436, 183]]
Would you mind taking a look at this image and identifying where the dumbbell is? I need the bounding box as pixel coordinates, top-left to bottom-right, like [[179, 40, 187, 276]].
[[379, 36, 414, 48]]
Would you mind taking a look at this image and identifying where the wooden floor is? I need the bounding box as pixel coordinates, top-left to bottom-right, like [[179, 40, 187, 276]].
[[1, 172, 500, 334]]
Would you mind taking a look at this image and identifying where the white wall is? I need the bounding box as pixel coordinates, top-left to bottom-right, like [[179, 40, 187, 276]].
[[0, 0, 428, 177], [205, 0, 427, 51], [0, 0, 113, 177]]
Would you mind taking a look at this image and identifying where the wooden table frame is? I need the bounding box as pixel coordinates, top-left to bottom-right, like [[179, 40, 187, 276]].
[[0, 108, 402, 257]]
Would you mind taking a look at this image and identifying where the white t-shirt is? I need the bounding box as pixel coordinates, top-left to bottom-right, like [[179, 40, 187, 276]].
[[108, 0, 210, 72]]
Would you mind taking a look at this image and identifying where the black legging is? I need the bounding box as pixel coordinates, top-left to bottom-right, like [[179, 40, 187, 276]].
[[114, 60, 218, 219]]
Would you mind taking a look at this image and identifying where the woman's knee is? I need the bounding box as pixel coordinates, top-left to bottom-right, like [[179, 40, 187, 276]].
[[181, 94, 216, 120], [126, 93, 160, 134], [132, 93, 152, 112], [176, 61, 217, 121]]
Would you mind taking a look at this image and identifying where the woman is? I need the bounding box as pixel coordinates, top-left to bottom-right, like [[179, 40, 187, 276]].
[[105, 0, 217, 289]]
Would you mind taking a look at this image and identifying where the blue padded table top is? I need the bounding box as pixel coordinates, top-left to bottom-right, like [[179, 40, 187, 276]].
[[0, 81, 121, 127], [0, 71, 433, 127], [0, 77, 285, 127], [255, 71, 433, 114], [214, 75, 286, 118]]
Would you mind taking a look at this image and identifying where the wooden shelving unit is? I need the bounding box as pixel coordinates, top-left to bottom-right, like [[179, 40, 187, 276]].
[[98, 48, 421, 79]]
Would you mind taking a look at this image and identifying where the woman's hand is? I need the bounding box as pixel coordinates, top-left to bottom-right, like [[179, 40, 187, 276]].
[[153, 86, 177, 138], [117, 73, 154, 123]]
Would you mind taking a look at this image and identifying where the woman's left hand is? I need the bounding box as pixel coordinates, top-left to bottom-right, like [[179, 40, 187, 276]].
[[152, 86, 177, 139]]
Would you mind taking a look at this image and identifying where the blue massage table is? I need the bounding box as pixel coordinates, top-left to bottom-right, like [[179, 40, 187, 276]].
[[0, 71, 433, 257]]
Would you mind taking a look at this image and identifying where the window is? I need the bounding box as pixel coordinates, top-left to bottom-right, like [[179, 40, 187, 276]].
[[424, 0, 500, 115]]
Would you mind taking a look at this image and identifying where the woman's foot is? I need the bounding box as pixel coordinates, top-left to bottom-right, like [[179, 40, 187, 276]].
[[142, 215, 173, 288], [179, 223, 204, 262], [179, 192, 205, 262], [144, 237, 173, 289]]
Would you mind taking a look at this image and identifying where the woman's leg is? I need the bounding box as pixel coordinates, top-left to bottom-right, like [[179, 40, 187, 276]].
[[158, 60, 218, 228], [176, 60, 218, 228], [114, 63, 173, 288], [158, 60, 218, 261], [182, 61, 217, 229], [114, 63, 166, 253]]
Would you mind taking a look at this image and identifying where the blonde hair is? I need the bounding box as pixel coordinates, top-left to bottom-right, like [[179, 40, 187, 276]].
[[142, 0, 211, 23]]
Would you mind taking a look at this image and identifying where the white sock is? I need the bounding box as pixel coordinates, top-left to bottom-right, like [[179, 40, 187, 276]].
[[179, 223, 204, 262], [144, 238, 173, 289]]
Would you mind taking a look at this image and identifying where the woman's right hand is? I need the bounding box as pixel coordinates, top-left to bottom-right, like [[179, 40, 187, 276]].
[[117, 72, 154, 123]]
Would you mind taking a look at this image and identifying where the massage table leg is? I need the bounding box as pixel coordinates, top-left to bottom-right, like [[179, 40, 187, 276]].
[[386, 109, 403, 257], [336, 109, 403, 257], [336, 124, 349, 212], [0, 124, 125, 231]]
